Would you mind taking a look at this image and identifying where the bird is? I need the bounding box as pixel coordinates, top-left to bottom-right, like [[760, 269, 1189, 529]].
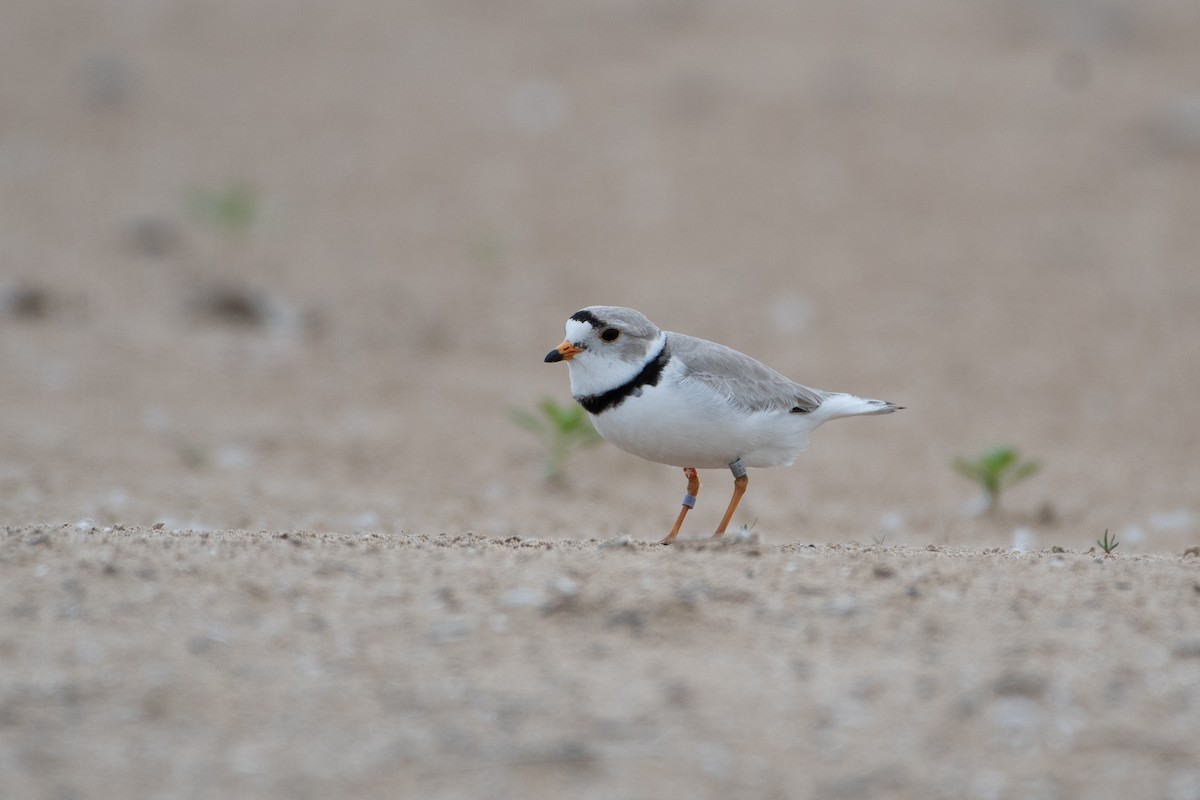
[[544, 306, 902, 544]]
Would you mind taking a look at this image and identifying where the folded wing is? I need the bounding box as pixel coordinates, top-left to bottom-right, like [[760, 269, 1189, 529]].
[[667, 332, 826, 414]]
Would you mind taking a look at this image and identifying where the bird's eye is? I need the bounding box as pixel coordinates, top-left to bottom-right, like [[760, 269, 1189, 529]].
[[600, 327, 621, 343]]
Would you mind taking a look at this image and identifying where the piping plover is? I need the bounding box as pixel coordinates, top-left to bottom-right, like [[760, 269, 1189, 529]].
[[545, 306, 903, 543]]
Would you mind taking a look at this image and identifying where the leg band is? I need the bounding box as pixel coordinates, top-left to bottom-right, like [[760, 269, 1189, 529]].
[[682, 493, 697, 509], [729, 458, 747, 479]]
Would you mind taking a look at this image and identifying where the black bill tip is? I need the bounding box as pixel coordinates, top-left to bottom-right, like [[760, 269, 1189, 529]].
[[544, 349, 564, 363]]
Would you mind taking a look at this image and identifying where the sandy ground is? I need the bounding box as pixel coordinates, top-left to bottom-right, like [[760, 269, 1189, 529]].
[[3, 527, 1200, 800], [3, 0, 1200, 797]]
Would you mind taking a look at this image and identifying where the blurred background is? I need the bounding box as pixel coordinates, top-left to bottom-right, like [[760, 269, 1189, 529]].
[[2, 0, 1198, 550]]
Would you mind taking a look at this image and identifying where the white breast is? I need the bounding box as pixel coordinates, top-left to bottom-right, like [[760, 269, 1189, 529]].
[[587, 360, 823, 469]]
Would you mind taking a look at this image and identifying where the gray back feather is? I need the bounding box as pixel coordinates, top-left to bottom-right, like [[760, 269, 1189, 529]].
[[667, 332, 826, 413]]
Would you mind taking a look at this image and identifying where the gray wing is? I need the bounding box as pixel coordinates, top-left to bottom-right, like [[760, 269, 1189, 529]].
[[667, 332, 826, 414]]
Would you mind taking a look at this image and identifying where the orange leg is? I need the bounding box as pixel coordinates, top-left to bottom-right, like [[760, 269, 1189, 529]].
[[660, 467, 700, 545], [713, 459, 749, 537]]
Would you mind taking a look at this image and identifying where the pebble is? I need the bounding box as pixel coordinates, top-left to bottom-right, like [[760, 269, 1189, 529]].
[[501, 587, 545, 608]]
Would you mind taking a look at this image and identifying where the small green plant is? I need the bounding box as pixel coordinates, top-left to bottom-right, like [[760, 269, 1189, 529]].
[[953, 445, 1041, 514], [734, 518, 759, 540], [1097, 528, 1119, 555], [872, 532, 889, 547], [511, 397, 602, 483], [185, 182, 259, 237]]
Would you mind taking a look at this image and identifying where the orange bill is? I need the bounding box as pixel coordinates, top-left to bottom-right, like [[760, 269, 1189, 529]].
[[544, 340, 583, 362]]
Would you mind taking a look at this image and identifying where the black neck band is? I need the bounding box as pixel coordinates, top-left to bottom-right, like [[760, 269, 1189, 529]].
[[576, 341, 671, 415]]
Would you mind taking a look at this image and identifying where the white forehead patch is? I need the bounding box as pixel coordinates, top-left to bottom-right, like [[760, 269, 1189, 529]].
[[565, 318, 597, 343]]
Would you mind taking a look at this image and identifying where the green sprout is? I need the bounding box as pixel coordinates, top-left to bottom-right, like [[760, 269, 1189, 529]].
[[185, 182, 259, 237], [1097, 528, 1119, 555], [511, 397, 602, 483], [952, 445, 1041, 514]]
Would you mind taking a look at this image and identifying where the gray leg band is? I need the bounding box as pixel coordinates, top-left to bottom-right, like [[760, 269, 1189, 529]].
[[682, 494, 697, 509], [729, 458, 747, 479]]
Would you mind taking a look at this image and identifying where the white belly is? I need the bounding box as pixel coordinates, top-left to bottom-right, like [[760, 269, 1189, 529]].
[[589, 380, 821, 469]]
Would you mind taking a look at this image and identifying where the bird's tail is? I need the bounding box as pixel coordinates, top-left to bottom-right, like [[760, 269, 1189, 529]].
[[814, 393, 904, 422]]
